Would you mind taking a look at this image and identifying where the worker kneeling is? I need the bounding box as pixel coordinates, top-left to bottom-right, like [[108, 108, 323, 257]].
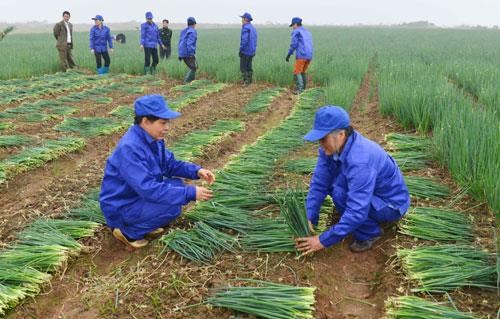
[[100, 94, 215, 250], [296, 106, 410, 254]]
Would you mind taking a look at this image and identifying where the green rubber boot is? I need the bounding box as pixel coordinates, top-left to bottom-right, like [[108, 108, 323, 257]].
[[144, 66, 150, 75], [301, 73, 307, 90], [150, 66, 156, 75], [293, 74, 304, 95], [184, 69, 196, 83]]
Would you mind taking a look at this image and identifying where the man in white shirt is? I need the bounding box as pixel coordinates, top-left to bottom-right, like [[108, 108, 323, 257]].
[[53, 11, 76, 71]]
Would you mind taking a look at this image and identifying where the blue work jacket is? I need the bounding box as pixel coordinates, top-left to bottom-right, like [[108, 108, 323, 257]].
[[307, 131, 410, 247], [178, 27, 197, 58], [240, 23, 257, 56], [140, 22, 162, 48], [287, 26, 313, 60], [100, 125, 201, 230], [89, 25, 113, 53]]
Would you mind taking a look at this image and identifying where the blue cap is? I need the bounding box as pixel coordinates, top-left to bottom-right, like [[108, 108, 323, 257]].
[[289, 17, 302, 27], [92, 14, 104, 21], [134, 94, 181, 119], [304, 106, 350, 142], [145, 11, 153, 19], [187, 16, 197, 25], [240, 12, 253, 21]]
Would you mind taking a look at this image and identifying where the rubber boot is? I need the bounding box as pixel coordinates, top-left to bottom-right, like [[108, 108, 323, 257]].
[[150, 66, 156, 75], [246, 71, 253, 85], [301, 73, 307, 90], [103, 66, 109, 74], [241, 72, 247, 85], [293, 74, 304, 95], [184, 69, 196, 83], [144, 66, 150, 75], [97, 67, 104, 76]]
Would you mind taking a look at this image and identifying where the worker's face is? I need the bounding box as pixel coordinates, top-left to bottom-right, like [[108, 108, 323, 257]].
[[142, 118, 170, 140], [147, 18, 153, 23], [63, 14, 70, 22], [292, 24, 298, 30], [241, 18, 247, 25], [94, 20, 101, 26], [163, 21, 169, 28], [319, 131, 345, 156]]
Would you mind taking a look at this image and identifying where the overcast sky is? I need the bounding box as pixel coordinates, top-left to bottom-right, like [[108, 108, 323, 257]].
[[0, 0, 498, 26]]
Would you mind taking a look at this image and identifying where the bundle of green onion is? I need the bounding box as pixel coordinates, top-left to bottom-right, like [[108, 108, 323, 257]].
[[0, 135, 33, 148], [397, 244, 496, 292], [278, 188, 311, 237], [171, 79, 213, 92], [385, 296, 478, 319], [160, 229, 215, 264], [405, 176, 451, 199], [283, 158, 317, 174], [169, 83, 228, 111], [55, 117, 128, 137], [206, 279, 316, 319], [69, 191, 106, 224], [0, 137, 85, 184], [390, 150, 431, 172], [244, 87, 285, 113], [399, 207, 473, 242], [169, 120, 244, 161], [385, 133, 431, 152]]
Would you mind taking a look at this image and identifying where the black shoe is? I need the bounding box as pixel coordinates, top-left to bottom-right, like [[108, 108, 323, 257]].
[[349, 236, 381, 253]]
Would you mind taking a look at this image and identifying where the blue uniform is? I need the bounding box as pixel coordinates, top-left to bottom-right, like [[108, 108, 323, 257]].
[[100, 125, 201, 240], [178, 27, 197, 58], [240, 23, 257, 56], [287, 26, 313, 60], [140, 22, 162, 48], [307, 131, 410, 247], [89, 25, 113, 52]]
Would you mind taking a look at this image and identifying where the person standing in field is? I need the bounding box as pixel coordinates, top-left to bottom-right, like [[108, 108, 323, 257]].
[[53, 11, 75, 71], [286, 17, 313, 94], [100, 94, 215, 251], [295, 106, 410, 254], [178, 17, 198, 83], [140, 11, 165, 75], [89, 15, 113, 76], [239, 12, 258, 86], [159, 19, 173, 60]]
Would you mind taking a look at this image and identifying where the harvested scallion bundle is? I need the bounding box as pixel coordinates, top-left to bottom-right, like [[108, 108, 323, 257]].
[[399, 207, 473, 242], [0, 135, 33, 148], [55, 117, 128, 137], [397, 244, 496, 292], [278, 188, 311, 237], [169, 83, 227, 111], [206, 279, 316, 319], [169, 120, 244, 161], [244, 87, 285, 113], [385, 296, 478, 319], [192, 221, 238, 253], [283, 158, 317, 174], [159, 228, 216, 265], [385, 133, 431, 152], [405, 176, 451, 199], [241, 228, 296, 253], [390, 150, 431, 172], [0, 245, 70, 272]]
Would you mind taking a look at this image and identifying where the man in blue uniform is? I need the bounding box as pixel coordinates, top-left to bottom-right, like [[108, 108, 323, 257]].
[[100, 94, 215, 250], [178, 17, 198, 83], [286, 17, 313, 94], [140, 12, 165, 75], [296, 106, 410, 254], [89, 14, 113, 75], [239, 12, 258, 85]]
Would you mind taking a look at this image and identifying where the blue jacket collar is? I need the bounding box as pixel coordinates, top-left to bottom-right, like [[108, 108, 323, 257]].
[[133, 124, 157, 145], [334, 130, 357, 162]]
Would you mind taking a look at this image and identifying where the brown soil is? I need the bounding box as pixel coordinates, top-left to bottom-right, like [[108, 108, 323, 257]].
[[4, 68, 498, 319]]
